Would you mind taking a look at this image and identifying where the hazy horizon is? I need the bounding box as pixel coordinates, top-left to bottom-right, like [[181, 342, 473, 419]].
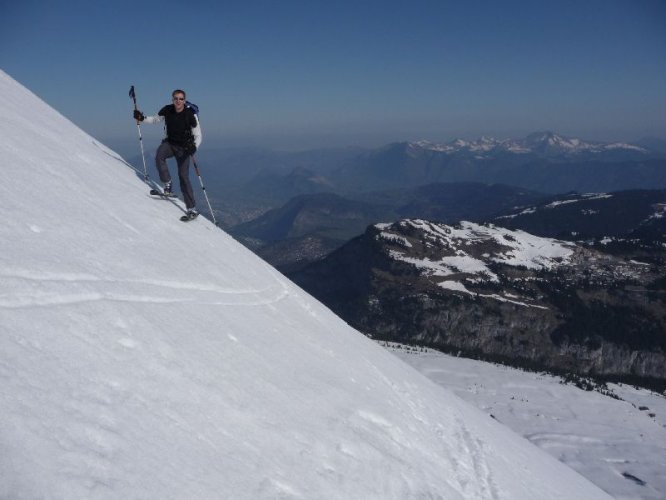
[[103, 127, 666, 161], [4, 0, 665, 155]]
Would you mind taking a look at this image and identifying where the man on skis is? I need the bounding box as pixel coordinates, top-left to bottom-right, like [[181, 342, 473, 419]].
[[133, 89, 202, 220]]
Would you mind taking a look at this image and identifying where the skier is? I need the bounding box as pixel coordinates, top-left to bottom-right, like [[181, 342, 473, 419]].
[[133, 89, 202, 220]]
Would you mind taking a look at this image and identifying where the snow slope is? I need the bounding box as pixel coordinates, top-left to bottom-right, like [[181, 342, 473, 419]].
[[0, 70, 611, 499]]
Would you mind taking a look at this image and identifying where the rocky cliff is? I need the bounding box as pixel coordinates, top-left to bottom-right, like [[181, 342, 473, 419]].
[[291, 220, 666, 384]]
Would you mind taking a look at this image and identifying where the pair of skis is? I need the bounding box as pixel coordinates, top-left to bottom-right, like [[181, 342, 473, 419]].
[[149, 189, 199, 222]]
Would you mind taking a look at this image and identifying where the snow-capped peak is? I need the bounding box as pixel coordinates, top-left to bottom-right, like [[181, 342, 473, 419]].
[[512, 131, 649, 155], [451, 138, 469, 147], [411, 132, 648, 157], [412, 137, 501, 153]]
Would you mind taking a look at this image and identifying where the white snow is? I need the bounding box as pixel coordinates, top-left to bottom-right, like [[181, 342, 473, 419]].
[[543, 194, 612, 210], [387, 344, 666, 499], [435, 283, 549, 309], [476, 294, 549, 310], [379, 220, 574, 284], [0, 70, 611, 499], [437, 280, 473, 294], [378, 232, 412, 247], [497, 193, 613, 219], [441, 254, 496, 276], [647, 203, 666, 221], [605, 142, 648, 152], [582, 193, 613, 200], [545, 199, 580, 208]]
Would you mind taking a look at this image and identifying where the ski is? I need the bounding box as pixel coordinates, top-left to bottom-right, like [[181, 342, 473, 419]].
[[180, 212, 199, 222], [150, 188, 177, 198]]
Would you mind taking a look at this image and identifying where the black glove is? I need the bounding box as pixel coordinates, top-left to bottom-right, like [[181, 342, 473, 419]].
[[133, 110, 145, 122], [184, 141, 197, 155]]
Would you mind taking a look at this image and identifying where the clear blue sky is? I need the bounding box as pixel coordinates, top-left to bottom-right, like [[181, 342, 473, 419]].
[[3, 0, 665, 153]]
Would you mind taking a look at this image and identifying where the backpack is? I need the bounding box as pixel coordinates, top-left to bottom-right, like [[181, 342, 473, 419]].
[[186, 101, 199, 115], [183, 101, 199, 155]]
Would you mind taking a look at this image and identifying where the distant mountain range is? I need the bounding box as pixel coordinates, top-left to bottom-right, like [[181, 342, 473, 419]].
[[413, 131, 649, 158], [331, 132, 666, 194]]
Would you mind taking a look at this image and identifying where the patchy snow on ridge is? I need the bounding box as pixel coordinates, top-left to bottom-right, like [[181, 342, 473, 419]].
[[380, 219, 574, 278], [545, 194, 613, 209], [0, 71, 611, 499], [648, 202, 666, 221], [498, 193, 614, 220], [375, 219, 575, 306]]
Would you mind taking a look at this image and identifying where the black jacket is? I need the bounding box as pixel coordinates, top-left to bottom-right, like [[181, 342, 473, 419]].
[[158, 105, 198, 146]]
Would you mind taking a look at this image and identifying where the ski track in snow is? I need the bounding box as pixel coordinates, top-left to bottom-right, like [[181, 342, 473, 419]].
[[454, 415, 499, 500], [0, 269, 290, 309], [357, 363, 500, 498]]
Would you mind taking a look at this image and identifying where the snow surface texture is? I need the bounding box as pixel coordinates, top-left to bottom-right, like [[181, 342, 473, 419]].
[[388, 344, 666, 499], [0, 70, 610, 499]]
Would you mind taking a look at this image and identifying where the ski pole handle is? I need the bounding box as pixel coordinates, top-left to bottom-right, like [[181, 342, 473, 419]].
[[129, 85, 137, 108], [129, 85, 140, 121]]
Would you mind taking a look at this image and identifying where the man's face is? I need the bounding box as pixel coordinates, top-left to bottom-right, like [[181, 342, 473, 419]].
[[172, 93, 185, 111]]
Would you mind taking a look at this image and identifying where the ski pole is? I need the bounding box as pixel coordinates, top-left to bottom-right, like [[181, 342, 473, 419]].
[[128, 85, 149, 181], [191, 154, 218, 226]]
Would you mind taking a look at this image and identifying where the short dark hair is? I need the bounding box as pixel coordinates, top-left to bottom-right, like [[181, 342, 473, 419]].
[[172, 89, 186, 98]]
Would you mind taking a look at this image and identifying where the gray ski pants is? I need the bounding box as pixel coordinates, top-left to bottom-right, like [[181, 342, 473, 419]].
[[155, 141, 196, 209]]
